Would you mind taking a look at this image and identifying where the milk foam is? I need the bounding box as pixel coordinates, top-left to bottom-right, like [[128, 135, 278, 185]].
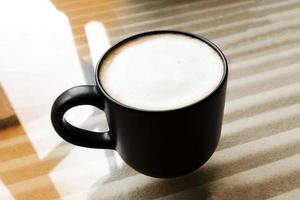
[[100, 33, 224, 111]]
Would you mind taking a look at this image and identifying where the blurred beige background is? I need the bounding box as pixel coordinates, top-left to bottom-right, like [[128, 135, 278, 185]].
[[0, 0, 300, 199]]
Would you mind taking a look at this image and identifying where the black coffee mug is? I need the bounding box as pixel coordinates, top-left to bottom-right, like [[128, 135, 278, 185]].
[[51, 30, 228, 178]]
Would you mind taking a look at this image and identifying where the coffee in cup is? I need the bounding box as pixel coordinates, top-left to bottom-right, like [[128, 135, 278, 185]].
[[99, 33, 224, 111]]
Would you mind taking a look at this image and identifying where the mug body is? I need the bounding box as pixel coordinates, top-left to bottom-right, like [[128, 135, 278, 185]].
[[102, 79, 226, 178], [96, 31, 228, 178]]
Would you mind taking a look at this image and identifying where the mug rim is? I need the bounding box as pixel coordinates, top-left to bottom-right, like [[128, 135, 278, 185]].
[[95, 30, 228, 113]]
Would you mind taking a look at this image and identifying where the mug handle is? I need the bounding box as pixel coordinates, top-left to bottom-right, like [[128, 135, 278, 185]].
[[51, 85, 115, 149]]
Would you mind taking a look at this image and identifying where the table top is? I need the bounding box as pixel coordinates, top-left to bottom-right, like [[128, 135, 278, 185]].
[[1, 0, 300, 199]]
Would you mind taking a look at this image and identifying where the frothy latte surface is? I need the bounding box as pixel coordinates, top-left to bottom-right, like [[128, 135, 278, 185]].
[[99, 33, 224, 111]]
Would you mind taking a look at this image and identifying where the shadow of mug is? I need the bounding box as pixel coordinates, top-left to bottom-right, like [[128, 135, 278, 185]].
[[87, 165, 216, 200]]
